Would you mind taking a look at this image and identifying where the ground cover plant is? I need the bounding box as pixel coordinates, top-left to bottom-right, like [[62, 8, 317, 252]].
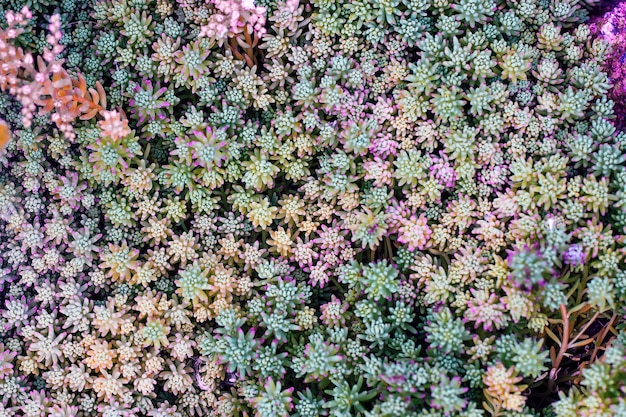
[[0, 0, 625, 415]]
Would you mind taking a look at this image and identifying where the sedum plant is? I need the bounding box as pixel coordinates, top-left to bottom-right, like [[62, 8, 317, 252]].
[[0, 0, 624, 416]]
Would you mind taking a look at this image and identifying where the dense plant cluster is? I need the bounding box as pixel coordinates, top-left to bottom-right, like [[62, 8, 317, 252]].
[[0, 0, 625, 416], [598, 1, 626, 128]]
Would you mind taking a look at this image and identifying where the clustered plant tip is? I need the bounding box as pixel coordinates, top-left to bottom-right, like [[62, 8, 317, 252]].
[[0, 0, 625, 415]]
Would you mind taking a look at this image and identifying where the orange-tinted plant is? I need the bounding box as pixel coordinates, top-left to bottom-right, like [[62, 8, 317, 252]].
[[0, 7, 122, 141]]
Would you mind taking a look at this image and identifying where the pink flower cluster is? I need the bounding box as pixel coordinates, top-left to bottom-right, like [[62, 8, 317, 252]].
[[199, 0, 267, 42]]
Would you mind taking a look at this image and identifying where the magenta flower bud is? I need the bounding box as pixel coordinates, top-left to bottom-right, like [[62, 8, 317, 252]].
[[563, 244, 586, 267]]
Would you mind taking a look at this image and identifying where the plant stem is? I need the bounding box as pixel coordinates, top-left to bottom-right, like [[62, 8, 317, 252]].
[[589, 312, 617, 365], [553, 304, 570, 372], [544, 304, 570, 402], [567, 311, 600, 348], [384, 236, 393, 260], [329, 275, 343, 292]]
